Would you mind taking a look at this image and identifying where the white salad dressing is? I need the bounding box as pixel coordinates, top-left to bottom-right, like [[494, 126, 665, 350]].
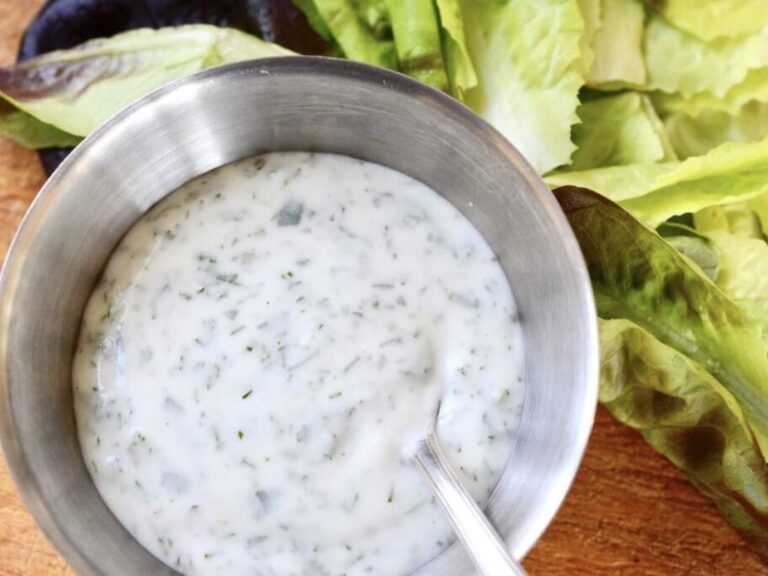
[[73, 152, 525, 576]]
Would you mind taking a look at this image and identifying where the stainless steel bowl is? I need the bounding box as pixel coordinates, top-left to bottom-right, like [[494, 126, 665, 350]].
[[0, 57, 598, 575]]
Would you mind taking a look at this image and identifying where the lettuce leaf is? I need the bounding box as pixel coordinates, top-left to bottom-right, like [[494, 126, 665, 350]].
[[386, 0, 448, 90], [709, 231, 768, 336], [654, 68, 768, 118], [353, 0, 390, 33], [644, 14, 768, 99], [584, 0, 646, 89], [291, 0, 337, 44], [657, 222, 720, 280], [0, 25, 293, 138], [693, 203, 768, 335], [554, 186, 768, 457], [0, 105, 81, 149], [747, 193, 768, 235], [600, 318, 768, 559], [570, 92, 674, 170], [694, 202, 763, 239], [459, 0, 585, 174], [576, 0, 601, 77], [546, 162, 678, 202], [665, 102, 768, 159], [298, 0, 451, 90], [435, 0, 477, 98], [643, 0, 768, 42], [304, 0, 397, 69], [546, 138, 768, 225]]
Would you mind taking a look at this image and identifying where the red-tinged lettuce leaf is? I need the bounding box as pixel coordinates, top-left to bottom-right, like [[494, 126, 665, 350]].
[[16, 0, 328, 174], [600, 318, 768, 559], [553, 186, 768, 457], [19, 0, 328, 60], [554, 185, 768, 558], [0, 25, 293, 147]]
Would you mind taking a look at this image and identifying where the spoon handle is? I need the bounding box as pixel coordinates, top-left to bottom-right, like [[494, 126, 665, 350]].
[[413, 432, 528, 576]]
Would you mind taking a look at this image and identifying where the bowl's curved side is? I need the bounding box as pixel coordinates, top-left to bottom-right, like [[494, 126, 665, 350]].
[[0, 57, 597, 575]]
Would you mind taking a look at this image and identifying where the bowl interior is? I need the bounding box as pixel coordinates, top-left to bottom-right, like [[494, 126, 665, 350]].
[[0, 57, 597, 576]]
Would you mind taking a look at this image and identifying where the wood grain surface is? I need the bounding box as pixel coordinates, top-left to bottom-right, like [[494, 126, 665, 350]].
[[0, 2, 766, 574]]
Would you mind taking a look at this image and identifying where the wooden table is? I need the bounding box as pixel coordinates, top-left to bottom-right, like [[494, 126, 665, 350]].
[[0, 2, 765, 574]]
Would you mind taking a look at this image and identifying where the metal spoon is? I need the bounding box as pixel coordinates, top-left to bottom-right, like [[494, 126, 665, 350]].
[[412, 403, 528, 576]]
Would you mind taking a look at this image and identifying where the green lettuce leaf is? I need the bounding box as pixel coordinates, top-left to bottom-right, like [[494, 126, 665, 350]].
[[0, 25, 293, 138], [305, 0, 397, 69], [665, 102, 768, 160], [298, 0, 451, 90], [386, 0, 448, 90], [693, 203, 768, 334], [600, 318, 768, 559], [546, 138, 768, 225], [546, 162, 677, 202], [576, 0, 600, 77], [645, 14, 768, 99], [694, 203, 763, 239], [643, 0, 768, 42], [657, 222, 720, 280], [435, 0, 477, 98], [654, 68, 768, 118], [353, 0, 390, 32], [554, 186, 768, 456], [291, 0, 336, 44], [584, 0, 646, 89], [570, 92, 674, 170], [0, 105, 81, 149], [709, 231, 768, 336], [459, 0, 585, 174], [747, 193, 768, 235]]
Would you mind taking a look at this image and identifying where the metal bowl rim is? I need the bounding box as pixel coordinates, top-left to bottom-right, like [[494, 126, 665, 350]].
[[0, 56, 598, 573]]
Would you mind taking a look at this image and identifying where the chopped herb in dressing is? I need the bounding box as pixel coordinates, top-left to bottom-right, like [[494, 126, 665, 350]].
[[73, 152, 524, 576]]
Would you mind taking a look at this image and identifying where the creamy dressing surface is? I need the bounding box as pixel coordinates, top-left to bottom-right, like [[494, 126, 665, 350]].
[[73, 152, 525, 576]]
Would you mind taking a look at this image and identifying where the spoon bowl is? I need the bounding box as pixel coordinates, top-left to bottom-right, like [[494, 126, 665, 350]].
[[412, 400, 528, 576]]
